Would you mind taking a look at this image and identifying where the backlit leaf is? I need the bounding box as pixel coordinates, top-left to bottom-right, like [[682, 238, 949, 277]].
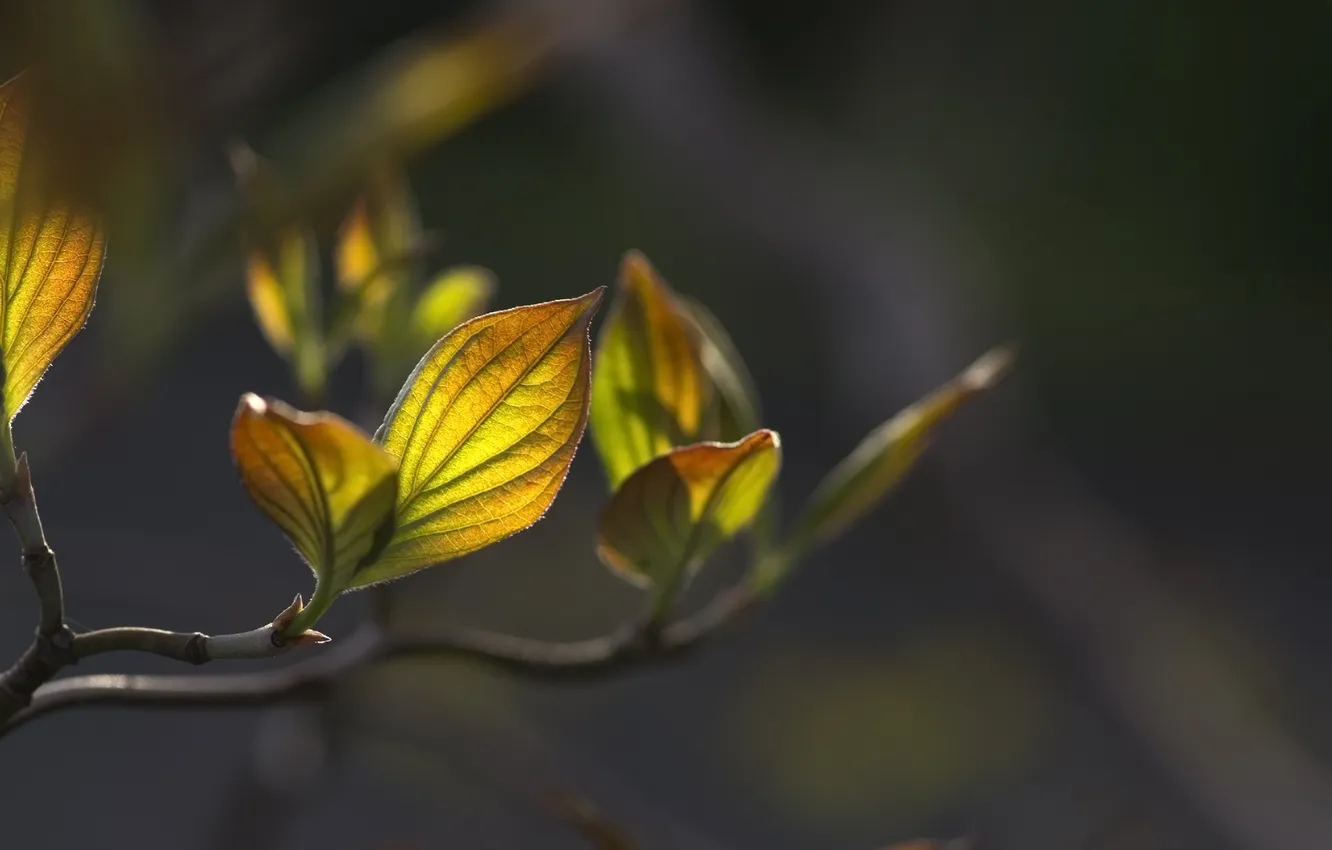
[[590, 251, 709, 489], [410, 265, 494, 343], [786, 348, 1013, 560], [356, 289, 604, 586], [597, 429, 781, 615], [677, 295, 762, 442], [677, 294, 777, 551], [0, 74, 106, 420], [231, 394, 398, 621], [335, 165, 422, 341]]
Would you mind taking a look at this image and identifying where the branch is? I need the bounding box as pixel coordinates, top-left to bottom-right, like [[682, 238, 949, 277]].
[[0, 429, 74, 720], [70, 596, 332, 664], [2, 585, 757, 736], [0, 452, 63, 635]]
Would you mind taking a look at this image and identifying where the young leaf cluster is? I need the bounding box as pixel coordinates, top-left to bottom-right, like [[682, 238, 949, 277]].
[[236, 154, 495, 404], [586, 252, 1010, 619]]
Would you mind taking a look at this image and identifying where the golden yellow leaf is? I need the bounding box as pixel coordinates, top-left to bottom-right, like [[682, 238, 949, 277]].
[[410, 265, 494, 343], [785, 348, 1013, 561], [590, 251, 709, 489], [355, 289, 604, 586], [0, 74, 106, 420], [245, 242, 293, 356], [335, 198, 378, 293], [231, 394, 399, 624], [597, 429, 781, 613]]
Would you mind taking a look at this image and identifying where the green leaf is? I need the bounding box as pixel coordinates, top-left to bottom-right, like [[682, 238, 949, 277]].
[[590, 251, 709, 489], [410, 264, 494, 345], [0, 74, 106, 421], [597, 429, 781, 618], [230, 394, 399, 631], [357, 289, 605, 586], [780, 348, 1013, 573]]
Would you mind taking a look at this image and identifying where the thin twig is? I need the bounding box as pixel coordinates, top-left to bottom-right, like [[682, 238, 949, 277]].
[[1, 452, 63, 636], [0, 428, 75, 720], [70, 596, 328, 664], [72, 628, 211, 664], [2, 585, 756, 736]]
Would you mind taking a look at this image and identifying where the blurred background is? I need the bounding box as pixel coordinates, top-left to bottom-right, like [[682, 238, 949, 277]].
[[0, 1, 1330, 848]]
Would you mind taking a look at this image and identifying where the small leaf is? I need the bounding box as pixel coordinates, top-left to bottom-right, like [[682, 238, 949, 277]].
[[335, 164, 423, 341], [410, 265, 494, 344], [590, 251, 709, 489], [244, 225, 324, 400], [0, 74, 106, 420], [597, 429, 781, 616], [244, 228, 299, 356], [231, 394, 399, 626], [784, 348, 1013, 563], [357, 289, 604, 586]]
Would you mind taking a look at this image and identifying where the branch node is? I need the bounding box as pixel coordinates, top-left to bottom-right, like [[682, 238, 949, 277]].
[[48, 627, 73, 654], [22, 546, 53, 573], [185, 633, 210, 665]]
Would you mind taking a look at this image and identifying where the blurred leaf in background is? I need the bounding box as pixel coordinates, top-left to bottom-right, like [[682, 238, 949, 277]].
[[724, 628, 1054, 828], [333, 162, 496, 402]]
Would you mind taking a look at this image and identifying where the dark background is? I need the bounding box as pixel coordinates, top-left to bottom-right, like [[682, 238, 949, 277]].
[[0, 1, 1329, 848]]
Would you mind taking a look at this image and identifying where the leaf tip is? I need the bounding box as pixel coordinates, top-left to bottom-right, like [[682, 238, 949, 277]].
[[584, 284, 607, 308], [572, 286, 607, 327], [752, 428, 781, 451], [236, 392, 267, 417], [617, 250, 665, 296], [961, 346, 1015, 392]]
